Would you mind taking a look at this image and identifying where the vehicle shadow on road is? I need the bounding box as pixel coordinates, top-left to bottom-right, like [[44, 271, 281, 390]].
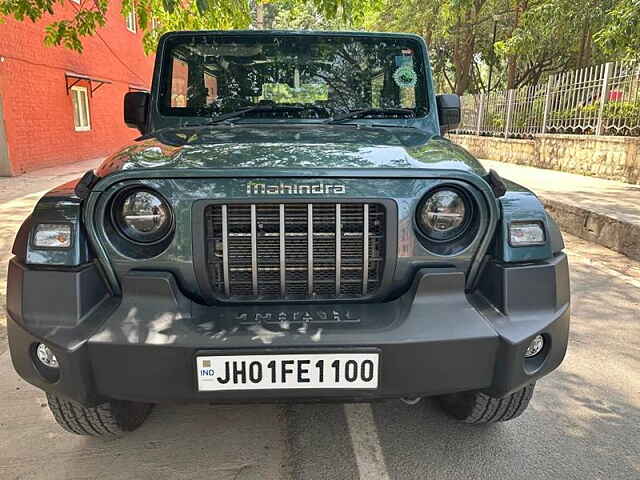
[[367, 251, 640, 480], [371, 372, 639, 480], [47, 402, 288, 480]]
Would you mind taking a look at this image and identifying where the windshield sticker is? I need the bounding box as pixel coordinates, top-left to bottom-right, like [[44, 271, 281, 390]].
[[393, 65, 417, 88]]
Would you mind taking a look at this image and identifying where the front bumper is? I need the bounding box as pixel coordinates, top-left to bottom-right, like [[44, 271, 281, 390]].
[[7, 255, 570, 407]]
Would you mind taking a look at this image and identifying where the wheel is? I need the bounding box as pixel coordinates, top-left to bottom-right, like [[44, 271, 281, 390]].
[[438, 383, 535, 424], [46, 393, 153, 438]]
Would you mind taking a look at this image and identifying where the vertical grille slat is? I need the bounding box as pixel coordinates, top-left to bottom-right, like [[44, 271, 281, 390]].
[[221, 205, 230, 297], [279, 204, 286, 297], [250, 204, 258, 296], [307, 204, 314, 296], [362, 203, 369, 295], [335, 204, 341, 296], [204, 202, 385, 301]]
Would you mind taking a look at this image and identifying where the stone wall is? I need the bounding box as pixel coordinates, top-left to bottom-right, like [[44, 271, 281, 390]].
[[542, 198, 640, 261], [450, 134, 640, 185]]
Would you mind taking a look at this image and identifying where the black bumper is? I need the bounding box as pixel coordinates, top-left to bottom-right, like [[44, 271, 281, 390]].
[[7, 255, 570, 406]]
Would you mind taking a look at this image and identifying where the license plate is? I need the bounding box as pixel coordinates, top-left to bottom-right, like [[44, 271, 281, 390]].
[[196, 353, 379, 391]]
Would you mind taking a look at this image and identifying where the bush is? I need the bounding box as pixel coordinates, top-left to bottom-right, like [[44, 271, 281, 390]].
[[551, 101, 640, 123], [479, 95, 639, 136]]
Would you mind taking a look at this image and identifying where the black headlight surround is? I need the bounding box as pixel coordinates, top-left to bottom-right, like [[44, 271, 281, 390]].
[[414, 184, 481, 257], [111, 187, 174, 245], [416, 186, 474, 243]]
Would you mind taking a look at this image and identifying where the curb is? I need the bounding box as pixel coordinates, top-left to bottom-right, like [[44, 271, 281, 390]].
[[541, 197, 640, 261]]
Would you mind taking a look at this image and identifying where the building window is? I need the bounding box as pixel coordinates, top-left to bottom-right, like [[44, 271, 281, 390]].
[[70, 86, 91, 131], [126, 10, 137, 33]]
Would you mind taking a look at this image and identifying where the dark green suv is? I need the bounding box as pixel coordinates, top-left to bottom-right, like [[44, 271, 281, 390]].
[[7, 31, 570, 437]]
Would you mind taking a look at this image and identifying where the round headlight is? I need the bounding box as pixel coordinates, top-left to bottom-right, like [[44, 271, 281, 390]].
[[418, 188, 471, 242], [114, 189, 173, 243]]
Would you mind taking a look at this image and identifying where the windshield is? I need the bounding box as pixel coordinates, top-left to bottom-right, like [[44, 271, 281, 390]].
[[158, 34, 427, 122]]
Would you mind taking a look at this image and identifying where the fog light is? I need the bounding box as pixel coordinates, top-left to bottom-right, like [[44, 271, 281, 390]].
[[36, 343, 59, 368], [524, 335, 544, 358]]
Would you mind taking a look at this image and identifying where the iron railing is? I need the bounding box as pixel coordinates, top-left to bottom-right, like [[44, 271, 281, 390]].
[[455, 61, 640, 138]]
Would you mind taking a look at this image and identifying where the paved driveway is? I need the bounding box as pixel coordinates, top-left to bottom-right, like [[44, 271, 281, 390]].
[[0, 168, 638, 479]]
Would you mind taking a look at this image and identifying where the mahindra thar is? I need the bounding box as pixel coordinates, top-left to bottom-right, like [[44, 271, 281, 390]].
[[7, 31, 570, 437]]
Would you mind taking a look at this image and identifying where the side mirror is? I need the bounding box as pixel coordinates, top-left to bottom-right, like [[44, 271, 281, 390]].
[[124, 92, 150, 134], [436, 94, 461, 134]]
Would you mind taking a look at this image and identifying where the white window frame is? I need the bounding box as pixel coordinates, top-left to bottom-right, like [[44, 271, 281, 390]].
[[70, 86, 91, 132], [126, 9, 137, 33]]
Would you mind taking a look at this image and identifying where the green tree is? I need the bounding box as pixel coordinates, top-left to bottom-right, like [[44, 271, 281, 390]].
[[495, 0, 615, 88], [4, 0, 636, 92], [0, 0, 372, 54], [366, 0, 507, 95], [267, 0, 363, 30], [594, 0, 640, 60], [365, 0, 633, 93]]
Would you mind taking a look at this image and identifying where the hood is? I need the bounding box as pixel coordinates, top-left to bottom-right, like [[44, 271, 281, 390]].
[[96, 125, 486, 177]]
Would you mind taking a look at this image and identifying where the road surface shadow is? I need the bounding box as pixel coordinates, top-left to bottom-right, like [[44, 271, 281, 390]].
[[372, 375, 639, 480], [1, 386, 289, 480]]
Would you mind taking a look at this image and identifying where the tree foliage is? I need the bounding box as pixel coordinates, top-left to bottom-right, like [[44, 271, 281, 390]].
[[0, 0, 371, 54], [594, 0, 640, 60], [268, 0, 361, 31], [359, 0, 635, 94], [1, 0, 638, 92], [268, 0, 640, 95], [131, 0, 252, 54], [494, 1, 616, 86]]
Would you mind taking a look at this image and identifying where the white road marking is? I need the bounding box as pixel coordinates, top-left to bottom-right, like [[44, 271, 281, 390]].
[[344, 403, 392, 480]]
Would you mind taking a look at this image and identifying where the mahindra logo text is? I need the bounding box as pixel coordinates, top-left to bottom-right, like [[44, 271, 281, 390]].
[[246, 182, 346, 195]]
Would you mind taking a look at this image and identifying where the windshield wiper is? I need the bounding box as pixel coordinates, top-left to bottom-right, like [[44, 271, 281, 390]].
[[207, 104, 306, 124], [324, 107, 416, 124]]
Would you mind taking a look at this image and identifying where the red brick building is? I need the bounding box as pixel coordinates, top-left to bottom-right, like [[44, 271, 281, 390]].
[[0, 1, 155, 175]]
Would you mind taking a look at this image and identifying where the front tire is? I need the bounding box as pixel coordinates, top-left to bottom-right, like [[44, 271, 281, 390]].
[[46, 393, 153, 437], [438, 383, 535, 424]]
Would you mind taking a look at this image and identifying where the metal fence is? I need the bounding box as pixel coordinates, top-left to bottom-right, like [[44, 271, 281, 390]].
[[455, 61, 640, 138]]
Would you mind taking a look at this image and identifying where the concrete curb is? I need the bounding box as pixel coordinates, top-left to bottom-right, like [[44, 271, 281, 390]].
[[541, 197, 640, 261]]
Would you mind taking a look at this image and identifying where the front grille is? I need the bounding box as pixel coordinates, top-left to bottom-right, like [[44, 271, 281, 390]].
[[204, 202, 386, 300]]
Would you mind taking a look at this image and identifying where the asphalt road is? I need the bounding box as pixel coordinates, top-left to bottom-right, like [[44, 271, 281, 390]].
[[1, 170, 639, 479]]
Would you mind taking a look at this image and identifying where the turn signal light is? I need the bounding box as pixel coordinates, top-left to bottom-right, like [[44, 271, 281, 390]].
[[509, 222, 545, 246], [32, 223, 72, 248]]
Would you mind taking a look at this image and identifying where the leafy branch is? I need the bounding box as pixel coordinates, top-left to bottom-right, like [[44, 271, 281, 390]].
[[0, 0, 374, 54]]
